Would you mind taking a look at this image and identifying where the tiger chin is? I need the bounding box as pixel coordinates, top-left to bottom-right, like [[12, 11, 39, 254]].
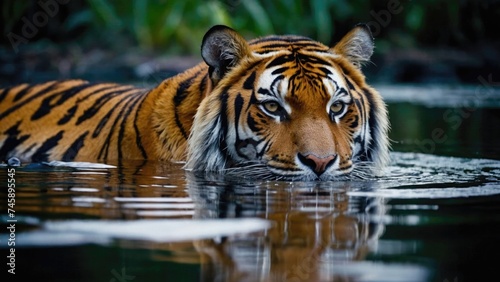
[[0, 24, 389, 181]]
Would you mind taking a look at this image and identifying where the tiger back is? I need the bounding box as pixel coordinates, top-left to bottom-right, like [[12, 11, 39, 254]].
[[0, 25, 389, 180], [0, 65, 209, 163]]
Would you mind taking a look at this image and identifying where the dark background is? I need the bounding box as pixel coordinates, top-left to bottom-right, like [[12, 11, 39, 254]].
[[1, 0, 500, 86]]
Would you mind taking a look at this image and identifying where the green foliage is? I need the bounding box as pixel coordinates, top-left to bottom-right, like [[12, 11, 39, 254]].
[[86, 0, 233, 53], [221, 0, 370, 43], [1, 1, 30, 34], [83, 0, 373, 53], [2, 0, 498, 54]]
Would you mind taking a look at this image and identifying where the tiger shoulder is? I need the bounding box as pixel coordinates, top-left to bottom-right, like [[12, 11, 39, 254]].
[[0, 24, 389, 180]]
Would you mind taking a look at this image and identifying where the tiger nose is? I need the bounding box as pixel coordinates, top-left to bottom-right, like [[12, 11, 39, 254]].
[[298, 153, 336, 176]]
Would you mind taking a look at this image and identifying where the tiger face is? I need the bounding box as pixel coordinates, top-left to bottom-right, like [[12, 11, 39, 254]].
[[186, 25, 389, 180]]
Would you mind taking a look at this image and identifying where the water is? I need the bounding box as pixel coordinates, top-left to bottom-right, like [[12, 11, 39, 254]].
[[1, 85, 500, 282]]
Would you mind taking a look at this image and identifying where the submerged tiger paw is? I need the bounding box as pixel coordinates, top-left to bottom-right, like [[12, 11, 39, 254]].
[[0, 25, 389, 180]]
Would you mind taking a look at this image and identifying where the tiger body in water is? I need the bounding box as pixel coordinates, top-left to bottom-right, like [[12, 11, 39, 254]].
[[0, 25, 389, 180]]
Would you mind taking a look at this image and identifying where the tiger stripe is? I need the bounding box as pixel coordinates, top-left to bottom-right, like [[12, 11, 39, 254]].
[[62, 131, 89, 161], [31, 130, 64, 162], [1, 24, 389, 180]]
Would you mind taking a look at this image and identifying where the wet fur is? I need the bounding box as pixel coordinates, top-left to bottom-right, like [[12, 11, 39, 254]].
[[0, 25, 389, 180]]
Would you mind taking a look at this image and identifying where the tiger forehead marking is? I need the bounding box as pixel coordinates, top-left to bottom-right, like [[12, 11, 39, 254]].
[[256, 62, 350, 107], [1, 24, 389, 180]]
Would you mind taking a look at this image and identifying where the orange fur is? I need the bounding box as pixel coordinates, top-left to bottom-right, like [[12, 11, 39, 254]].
[[0, 25, 389, 179]]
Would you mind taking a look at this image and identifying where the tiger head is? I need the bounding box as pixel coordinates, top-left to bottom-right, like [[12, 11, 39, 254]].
[[186, 25, 389, 180]]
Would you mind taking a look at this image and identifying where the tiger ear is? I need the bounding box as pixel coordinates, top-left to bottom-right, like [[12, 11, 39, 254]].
[[331, 24, 374, 68], [201, 25, 251, 84]]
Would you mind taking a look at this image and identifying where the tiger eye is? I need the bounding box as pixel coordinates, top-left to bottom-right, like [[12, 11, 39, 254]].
[[263, 101, 280, 113], [330, 102, 344, 114]]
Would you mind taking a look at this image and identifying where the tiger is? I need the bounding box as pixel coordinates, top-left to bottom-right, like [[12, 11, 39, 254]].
[[0, 24, 389, 180]]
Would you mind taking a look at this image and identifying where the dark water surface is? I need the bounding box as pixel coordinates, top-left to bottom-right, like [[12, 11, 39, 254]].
[[1, 85, 500, 282]]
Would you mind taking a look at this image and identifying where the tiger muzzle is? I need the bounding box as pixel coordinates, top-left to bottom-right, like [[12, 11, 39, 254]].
[[298, 153, 337, 176]]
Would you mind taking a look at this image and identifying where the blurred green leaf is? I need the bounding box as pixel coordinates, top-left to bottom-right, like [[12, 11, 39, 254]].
[[25, 0, 485, 55], [64, 10, 93, 33], [240, 1, 274, 35], [312, 0, 332, 43], [406, 4, 424, 32], [157, 1, 186, 46], [133, 0, 151, 48], [87, 0, 122, 29], [2, 1, 30, 33]]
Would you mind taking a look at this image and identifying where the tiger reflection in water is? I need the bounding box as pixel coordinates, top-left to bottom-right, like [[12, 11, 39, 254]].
[[8, 159, 385, 281], [186, 174, 385, 282]]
